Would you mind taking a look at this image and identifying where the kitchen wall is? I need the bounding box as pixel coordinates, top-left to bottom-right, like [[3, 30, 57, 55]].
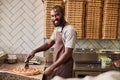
[[0, 0, 45, 56], [0, 0, 120, 56]]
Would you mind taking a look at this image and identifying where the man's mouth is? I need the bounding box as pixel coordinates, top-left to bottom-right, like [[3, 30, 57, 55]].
[[54, 20, 58, 24], [53, 20, 61, 27]]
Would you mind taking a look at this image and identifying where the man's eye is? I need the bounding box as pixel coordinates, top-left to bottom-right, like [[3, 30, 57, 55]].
[[51, 15, 54, 17]]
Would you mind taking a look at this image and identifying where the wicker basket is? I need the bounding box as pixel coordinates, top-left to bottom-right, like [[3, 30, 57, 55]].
[[102, 0, 120, 39], [65, 0, 85, 39], [86, 0, 103, 7], [44, 0, 120, 39], [104, 0, 120, 4], [85, 0, 103, 39]]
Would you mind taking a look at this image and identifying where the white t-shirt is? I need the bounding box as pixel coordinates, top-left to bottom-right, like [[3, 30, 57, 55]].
[[50, 25, 77, 48]]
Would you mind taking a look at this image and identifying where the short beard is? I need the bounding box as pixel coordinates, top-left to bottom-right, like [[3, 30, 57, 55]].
[[53, 17, 65, 27]]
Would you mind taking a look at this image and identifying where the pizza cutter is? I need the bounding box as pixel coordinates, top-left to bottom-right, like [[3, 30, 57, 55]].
[[24, 59, 29, 69]]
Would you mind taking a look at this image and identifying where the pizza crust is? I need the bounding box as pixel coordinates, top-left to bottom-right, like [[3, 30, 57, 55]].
[[12, 66, 42, 76]]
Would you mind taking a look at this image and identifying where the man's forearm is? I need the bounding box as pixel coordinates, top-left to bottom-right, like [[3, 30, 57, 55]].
[[33, 43, 51, 53], [32, 39, 55, 56]]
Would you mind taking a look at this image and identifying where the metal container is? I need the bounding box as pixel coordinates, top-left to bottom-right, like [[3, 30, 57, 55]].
[[73, 53, 99, 63], [0, 51, 8, 64], [103, 51, 120, 60], [6, 55, 17, 64]]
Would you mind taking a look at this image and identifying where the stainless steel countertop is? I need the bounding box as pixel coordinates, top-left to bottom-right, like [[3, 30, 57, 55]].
[[73, 62, 120, 72]]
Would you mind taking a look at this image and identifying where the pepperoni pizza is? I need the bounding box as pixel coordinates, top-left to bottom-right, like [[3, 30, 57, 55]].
[[12, 66, 43, 76]]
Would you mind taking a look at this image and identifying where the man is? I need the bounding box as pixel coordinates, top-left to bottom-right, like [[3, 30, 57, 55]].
[[27, 5, 77, 78]]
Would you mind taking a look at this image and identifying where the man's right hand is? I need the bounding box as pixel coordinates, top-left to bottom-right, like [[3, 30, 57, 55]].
[[27, 51, 35, 60]]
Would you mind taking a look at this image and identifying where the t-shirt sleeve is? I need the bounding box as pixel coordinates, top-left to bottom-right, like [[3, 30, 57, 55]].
[[64, 28, 77, 48], [50, 29, 56, 40]]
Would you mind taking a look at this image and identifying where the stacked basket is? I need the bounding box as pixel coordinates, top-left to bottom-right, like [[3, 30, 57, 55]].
[[44, 0, 64, 38], [65, 0, 85, 39], [85, 0, 103, 39], [102, 0, 120, 39]]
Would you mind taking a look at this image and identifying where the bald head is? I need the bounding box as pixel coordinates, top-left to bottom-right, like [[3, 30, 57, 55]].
[[52, 5, 65, 16]]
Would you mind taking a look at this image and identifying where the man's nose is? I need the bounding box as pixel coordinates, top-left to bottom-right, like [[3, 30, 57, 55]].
[[53, 15, 57, 20]]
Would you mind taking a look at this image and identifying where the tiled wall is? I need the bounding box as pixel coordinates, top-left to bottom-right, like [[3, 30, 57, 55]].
[[75, 39, 120, 49], [0, 0, 120, 56], [0, 0, 45, 56]]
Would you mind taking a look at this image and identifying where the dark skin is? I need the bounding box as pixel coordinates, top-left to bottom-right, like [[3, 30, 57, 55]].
[[27, 8, 73, 76]]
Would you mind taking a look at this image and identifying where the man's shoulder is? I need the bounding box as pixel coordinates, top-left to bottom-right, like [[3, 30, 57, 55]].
[[64, 24, 75, 31], [65, 24, 74, 28]]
